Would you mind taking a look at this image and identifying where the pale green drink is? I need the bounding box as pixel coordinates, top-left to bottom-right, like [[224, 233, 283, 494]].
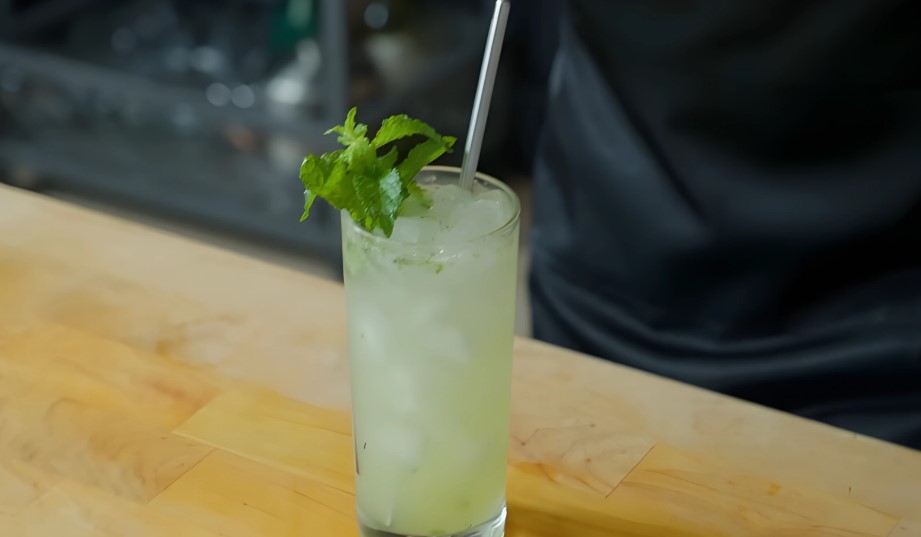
[[342, 166, 520, 537]]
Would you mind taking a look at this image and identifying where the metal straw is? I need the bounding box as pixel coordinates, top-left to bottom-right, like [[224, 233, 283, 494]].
[[459, 0, 511, 190]]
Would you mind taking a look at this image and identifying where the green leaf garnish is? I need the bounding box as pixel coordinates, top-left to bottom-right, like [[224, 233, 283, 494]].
[[299, 107, 456, 236]]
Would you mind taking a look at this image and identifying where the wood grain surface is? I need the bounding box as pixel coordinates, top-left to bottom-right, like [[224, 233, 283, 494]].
[[0, 184, 919, 536]]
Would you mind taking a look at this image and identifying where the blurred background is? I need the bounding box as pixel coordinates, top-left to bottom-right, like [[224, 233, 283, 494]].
[[0, 0, 560, 333]]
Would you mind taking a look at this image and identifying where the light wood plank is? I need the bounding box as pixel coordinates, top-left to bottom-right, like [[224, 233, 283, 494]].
[[513, 338, 921, 518], [0, 322, 221, 429], [150, 450, 355, 537], [0, 372, 211, 501], [603, 443, 897, 537], [1, 183, 920, 536], [0, 323, 215, 501], [506, 461, 695, 537], [505, 442, 899, 537], [0, 459, 57, 515], [174, 389, 354, 493], [4, 184, 919, 515], [510, 415, 654, 497], [0, 480, 222, 537], [0, 188, 351, 410], [889, 520, 921, 537]]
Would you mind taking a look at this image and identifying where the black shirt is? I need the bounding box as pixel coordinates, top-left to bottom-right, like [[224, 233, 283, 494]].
[[530, 0, 921, 448]]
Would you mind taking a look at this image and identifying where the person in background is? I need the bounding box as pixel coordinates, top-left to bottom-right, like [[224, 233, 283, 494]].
[[530, 0, 921, 449]]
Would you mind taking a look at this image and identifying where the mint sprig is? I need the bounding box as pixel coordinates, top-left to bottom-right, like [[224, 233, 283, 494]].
[[299, 108, 456, 236]]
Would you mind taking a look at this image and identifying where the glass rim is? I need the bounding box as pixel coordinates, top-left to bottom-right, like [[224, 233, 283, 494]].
[[344, 165, 522, 247]]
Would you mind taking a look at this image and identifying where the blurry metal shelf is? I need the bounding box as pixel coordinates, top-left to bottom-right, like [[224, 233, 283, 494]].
[[0, 138, 343, 263], [0, 0, 348, 265], [0, 0, 500, 267]]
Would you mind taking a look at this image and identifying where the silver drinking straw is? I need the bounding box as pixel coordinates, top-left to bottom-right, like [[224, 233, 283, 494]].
[[458, 0, 511, 190]]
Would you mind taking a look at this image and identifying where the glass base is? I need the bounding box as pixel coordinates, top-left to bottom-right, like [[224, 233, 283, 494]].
[[359, 506, 506, 537]]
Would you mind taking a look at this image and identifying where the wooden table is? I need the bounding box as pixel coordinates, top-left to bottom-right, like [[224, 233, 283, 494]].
[[0, 183, 919, 536]]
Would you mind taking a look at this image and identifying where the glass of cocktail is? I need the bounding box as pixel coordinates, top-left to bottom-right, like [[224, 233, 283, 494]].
[[342, 165, 520, 537]]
